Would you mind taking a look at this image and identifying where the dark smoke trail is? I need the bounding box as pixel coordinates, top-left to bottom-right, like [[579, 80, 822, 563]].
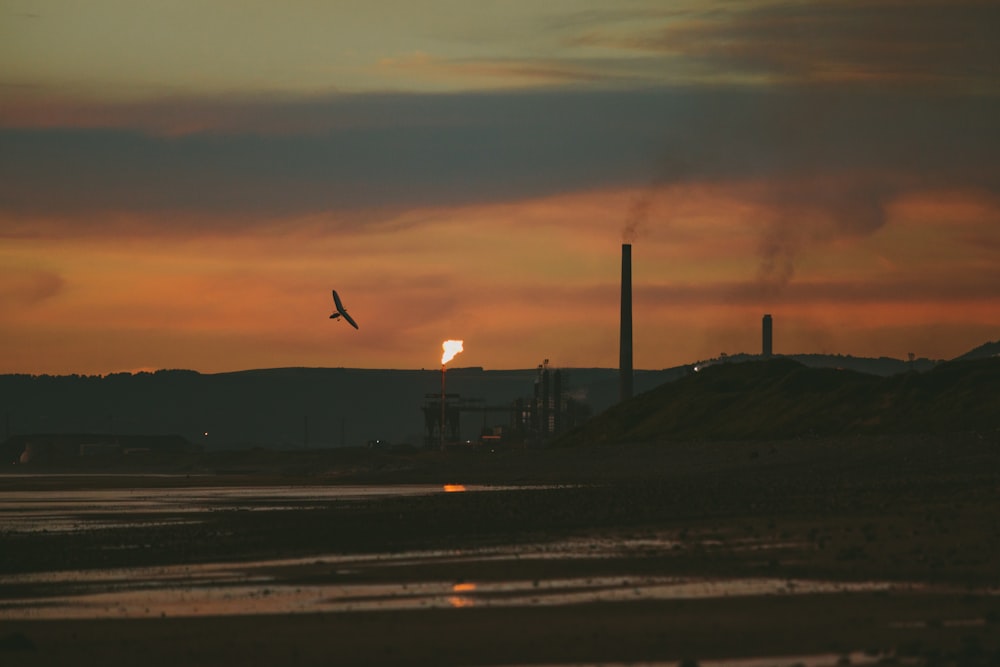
[[756, 219, 798, 294], [622, 189, 654, 244], [621, 154, 687, 243], [752, 180, 890, 296]]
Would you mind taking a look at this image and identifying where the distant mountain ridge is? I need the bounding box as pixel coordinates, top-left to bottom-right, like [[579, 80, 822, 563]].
[[0, 366, 680, 449], [1, 342, 995, 449], [689, 352, 938, 376]]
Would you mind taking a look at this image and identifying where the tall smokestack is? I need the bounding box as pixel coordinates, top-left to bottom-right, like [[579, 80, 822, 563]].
[[620, 243, 633, 401], [762, 313, 773, 357]]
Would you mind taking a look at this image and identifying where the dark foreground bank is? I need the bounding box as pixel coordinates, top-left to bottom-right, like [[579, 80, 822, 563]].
[[2, 433, 1000, 666]]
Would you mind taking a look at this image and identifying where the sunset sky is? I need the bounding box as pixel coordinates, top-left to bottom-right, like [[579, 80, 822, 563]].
[[2, 0, 998, 375]]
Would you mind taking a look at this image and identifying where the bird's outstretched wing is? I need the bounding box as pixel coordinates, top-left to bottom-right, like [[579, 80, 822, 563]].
[[331, 290, 359, 329]]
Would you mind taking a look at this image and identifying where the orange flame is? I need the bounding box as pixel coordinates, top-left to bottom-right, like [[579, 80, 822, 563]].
[[441, 339, 464, 365], [443, 484, 467, 493]]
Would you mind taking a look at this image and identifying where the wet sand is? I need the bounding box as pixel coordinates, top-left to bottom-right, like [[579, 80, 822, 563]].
[[2, 433, 1000, 666]]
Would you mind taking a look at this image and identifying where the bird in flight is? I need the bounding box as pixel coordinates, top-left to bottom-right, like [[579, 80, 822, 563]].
[[330, 290, 359, 329]]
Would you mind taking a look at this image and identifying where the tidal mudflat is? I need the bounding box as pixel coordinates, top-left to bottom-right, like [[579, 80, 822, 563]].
[[2, 434, 999, 666]]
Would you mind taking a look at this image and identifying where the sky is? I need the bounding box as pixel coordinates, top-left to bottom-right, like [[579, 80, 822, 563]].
[[2, 0, 999, 375]]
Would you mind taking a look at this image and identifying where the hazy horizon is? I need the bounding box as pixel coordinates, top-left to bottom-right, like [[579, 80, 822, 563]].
[[1, 346, 961, 379]]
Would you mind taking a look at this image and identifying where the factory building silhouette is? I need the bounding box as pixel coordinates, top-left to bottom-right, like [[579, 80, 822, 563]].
[[421, 362, 592, 449], [422, 241, 634, 448]]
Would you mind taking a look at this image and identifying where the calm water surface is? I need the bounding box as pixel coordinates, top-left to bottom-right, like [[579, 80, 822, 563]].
[[0, 480, 500, 532], [0, 533, 933, 620]]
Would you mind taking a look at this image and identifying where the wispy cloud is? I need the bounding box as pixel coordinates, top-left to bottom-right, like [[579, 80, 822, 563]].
[[372, 51, 622, 88], [640, 271, 1000, 306], [575, 0, 1000, 92]]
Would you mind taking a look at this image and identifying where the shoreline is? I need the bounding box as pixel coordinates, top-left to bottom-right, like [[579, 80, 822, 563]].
[[3, 433, 999, 665]]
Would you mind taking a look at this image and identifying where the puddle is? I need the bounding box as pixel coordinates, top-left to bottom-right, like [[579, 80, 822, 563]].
[[0, 573, 918, 620], [0, 483, 519, 533], [0, 537, 927, 620]]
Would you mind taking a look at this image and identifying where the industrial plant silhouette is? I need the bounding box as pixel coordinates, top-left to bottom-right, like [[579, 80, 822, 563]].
[[1, 240, 996, 465]]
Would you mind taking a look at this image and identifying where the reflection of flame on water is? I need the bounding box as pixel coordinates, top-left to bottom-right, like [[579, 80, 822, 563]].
[[443, 484, 467, 493], [441, 340, 464, 365], [449, 582, 477, 608]]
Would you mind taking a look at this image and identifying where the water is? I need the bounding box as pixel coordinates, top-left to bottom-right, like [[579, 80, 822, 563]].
[[0, 479, 986, 631], [0, 481, 495, 533], [0, 535, 927, 620]]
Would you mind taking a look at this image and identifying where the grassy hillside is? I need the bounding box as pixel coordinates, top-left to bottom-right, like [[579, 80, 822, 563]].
[[559, 356, 1000, 445]]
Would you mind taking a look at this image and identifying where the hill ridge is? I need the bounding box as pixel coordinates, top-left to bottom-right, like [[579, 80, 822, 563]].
[[559, 356, 1000, 445]]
